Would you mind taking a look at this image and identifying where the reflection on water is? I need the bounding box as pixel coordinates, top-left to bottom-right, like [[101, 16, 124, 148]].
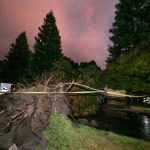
[[142, 116, 150, 139], [81, 111, 150, 141]]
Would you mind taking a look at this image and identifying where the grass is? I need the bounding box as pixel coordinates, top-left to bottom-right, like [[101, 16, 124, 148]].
[[37, 113, 150, 150]]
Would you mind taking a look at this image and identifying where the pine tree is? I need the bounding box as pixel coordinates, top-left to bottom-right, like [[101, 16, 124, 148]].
[[4, 32, 31, 82], [32, 10, 62, 74], [107, 0, 150, 61]]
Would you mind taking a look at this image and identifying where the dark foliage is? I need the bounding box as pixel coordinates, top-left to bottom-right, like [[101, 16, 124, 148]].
[[32, 10, 63, 75], [105, 48, 150, 95], [3, 32, 31, 83], [108, 0, 150, 61], [105, 0, 150, 94]]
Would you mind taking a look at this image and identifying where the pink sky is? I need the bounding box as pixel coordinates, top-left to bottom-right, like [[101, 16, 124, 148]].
[[0, 0, 118, 68]]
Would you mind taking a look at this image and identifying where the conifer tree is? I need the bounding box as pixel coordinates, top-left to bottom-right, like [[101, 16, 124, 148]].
[[32, 10, 62, 74], [107, 0, 150, 61], [105, 0, 150, 94], [4, 32, 31, 82]]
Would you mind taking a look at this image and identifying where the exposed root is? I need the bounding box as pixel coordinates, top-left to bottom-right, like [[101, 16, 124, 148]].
[[0, 80, 69, 139]]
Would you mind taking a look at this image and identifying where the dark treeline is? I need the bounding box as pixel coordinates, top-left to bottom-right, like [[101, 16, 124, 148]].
[[0, 10, 102, 84]]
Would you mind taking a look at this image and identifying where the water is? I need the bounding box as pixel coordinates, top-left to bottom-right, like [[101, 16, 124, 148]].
[[79, 110, 150, 141]]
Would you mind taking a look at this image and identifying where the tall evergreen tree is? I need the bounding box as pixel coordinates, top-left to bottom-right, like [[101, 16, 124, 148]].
[[107, 0, 150, 61], [4, 32, 31, 82], [32, 10, 62, 74]]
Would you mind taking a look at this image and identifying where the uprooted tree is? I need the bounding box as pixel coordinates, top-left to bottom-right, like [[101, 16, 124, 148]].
[[0, 77, 69, 150], [0, 73, 105, 149]]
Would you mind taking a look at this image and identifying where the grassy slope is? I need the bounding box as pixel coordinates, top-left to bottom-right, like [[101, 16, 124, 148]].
[[37, 113, 150, 150]]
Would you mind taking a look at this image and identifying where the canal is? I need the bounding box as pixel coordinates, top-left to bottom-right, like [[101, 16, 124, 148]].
[[77, 109, 150, 141]]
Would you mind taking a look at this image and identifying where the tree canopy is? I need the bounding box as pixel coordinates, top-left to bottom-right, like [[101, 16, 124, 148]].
[[32, 10, 63, 75], [3, 32, 31, 82], [105, 0, 150, 95], [108, 0, 150, 61], [105, 48, 150, 94]]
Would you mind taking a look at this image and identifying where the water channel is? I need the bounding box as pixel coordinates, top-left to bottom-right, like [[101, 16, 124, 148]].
[[77, 110, 150, 141]]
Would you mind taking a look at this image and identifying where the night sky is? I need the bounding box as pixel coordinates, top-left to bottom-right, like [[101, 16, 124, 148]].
[[0, 0, 118, 68]]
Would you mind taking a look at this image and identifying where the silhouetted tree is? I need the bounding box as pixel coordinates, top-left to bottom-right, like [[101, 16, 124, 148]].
[[107, 0, 150, 61], [4, 32, 31, 82], [32, 10, 63, 75]]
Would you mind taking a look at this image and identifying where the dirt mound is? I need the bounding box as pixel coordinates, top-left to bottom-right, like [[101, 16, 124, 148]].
[[0, 82, 68, 150]]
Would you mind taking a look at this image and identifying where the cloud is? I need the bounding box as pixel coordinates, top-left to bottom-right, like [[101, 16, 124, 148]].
[[0, 0, 118, 68]]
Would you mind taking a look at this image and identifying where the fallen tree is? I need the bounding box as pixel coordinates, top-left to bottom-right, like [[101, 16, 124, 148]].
[[0, 76, 107, 149]]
